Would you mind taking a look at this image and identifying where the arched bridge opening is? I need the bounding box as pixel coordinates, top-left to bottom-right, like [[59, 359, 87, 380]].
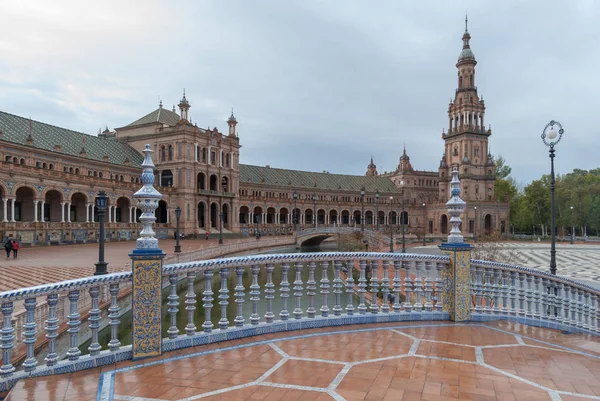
[[298, 234, 333, 247]]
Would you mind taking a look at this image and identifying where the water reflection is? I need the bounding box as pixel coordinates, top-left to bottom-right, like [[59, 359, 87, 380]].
[[82, 241, 345, 351]]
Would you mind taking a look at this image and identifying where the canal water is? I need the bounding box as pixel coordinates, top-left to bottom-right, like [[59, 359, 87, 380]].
[[81, 242, 346, 352]]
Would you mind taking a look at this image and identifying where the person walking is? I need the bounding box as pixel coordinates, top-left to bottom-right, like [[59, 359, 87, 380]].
[[4, 240, 12, 259], [11, 240, 20, 259]]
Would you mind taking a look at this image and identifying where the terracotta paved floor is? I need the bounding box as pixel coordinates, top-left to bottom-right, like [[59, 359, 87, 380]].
[[6, 321, 600, 401]]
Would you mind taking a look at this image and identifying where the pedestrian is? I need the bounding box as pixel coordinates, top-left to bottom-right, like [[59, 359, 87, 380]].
[[4, 240, 12, 259], [11, 240, 20, 259]]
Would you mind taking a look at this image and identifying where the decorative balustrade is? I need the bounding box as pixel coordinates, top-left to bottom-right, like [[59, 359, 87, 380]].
[[0, 252, 598, 391]]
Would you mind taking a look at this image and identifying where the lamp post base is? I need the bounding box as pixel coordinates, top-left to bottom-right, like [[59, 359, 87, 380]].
[[94, 261, 108, 276], [174, 245, 181, 253], [218, 238, 223, 245]]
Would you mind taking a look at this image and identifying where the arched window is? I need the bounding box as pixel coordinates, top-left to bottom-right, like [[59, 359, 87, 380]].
[[459, 76, 463, 88], [12, 157, 17, 163], [75, 168, 79, 175], [469, 74, 473, 86], [49, 164, 53, 170], [161, 146, 166, 162], [20, 159, 25, 165], [99, 172, 103, 178], [168, 145, 173, 161]]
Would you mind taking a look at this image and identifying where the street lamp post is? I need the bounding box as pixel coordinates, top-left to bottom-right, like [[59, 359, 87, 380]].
[[360, 187, 365, 231], [218, 211, 223, 245], [473, 206, 477, 243], [400, 180, 405, 253], [174, 206, 182, 253], [255, 215, 260, 239], [375, 191, 380, 231], [541, 120, 564, 275], [570, 205, 574, 244], [94, 191, 108, 275], [389, 196, 394, 253], [293, 190, 298, 234], [312, 193, 317, 229], [422, 202, 426, 246]]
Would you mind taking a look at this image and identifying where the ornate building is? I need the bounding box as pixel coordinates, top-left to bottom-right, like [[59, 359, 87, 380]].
[[0, 23, 508, 245]]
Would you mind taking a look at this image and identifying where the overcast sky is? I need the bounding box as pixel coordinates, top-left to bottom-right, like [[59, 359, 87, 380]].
[[1, 0, 598, 186]]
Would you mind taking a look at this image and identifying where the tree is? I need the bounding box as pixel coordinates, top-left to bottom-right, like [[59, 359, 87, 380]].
[[494, 155, 512, 179]]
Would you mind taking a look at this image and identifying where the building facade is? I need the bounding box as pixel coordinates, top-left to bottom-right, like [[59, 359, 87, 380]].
[[0, 24, 508, 245]]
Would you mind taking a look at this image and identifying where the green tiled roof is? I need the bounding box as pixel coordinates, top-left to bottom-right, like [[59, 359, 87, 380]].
[[0, 111, 144, 166], [125, 107, 180, 128], [240, 164, 399, 193]]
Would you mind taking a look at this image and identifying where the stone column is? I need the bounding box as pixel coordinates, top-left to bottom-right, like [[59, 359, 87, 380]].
[[67, 202, 71, 223], [11, 199, 16, 222], [60, 202, 65, 223], [130, 144, 165, 361], [2, 198, 7, 222], [439, 166, 471, 322], [40, 201, 45, 222], [166, 208, 169, 224], [33, 200, 39, 222], [85, 203, 90, 223]]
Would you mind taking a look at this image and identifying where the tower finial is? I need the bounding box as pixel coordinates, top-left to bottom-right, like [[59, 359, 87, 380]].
[[465, 13, 468, 32]]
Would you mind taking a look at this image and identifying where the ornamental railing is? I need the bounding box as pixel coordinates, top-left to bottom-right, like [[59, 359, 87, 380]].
[[0, 252, 598, 392]]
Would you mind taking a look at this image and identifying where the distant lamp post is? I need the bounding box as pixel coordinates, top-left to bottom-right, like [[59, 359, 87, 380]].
[[422, 202, 426, 246], [255, 215, 260, 239], [174, 206, 182, 253], [375, 191, 380, 231], [389, 196, 394, 253], [541, 120, 564, 275], [360, 187, 365, 231], [94, 191, 108, 275], [218, 211, 224, 245], [400, 180, 405, 253], [312, 193, 317, 229], [473, 206, 478, 243], [570, 205, 574, 244], [293, 190, 298, 233]]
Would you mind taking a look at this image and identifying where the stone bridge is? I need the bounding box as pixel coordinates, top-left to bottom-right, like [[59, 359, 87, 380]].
[[295, 227, 392, 248]]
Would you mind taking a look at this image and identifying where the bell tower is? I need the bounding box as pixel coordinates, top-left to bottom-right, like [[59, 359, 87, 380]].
[[440, 17, 495, 203]]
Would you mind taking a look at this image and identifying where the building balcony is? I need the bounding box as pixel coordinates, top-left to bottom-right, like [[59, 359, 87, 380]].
[[198, 189, 236, 198]]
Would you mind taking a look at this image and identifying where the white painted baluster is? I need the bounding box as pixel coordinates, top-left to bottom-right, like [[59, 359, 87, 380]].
[[167, 274, 179, 338], [0, 302, 15, 376], [424, 261, 433, 312], [509, 272, 518, 316], [280, 263, 290, 321], [108, 283, 121, 351], [307, 262, 317, 318], [234, 266, 245, 327], [590, 294, 598, 332], [185, 272, 197, 335], [293, 262, 304, 319], [219, 268, 230, 329], [358, 260, 367, 315], [249, 265, 260, 325], [320, 261, 330, 317], [517, 273, 526, 317], [202, 269, 215, 332], [381, 261, 390, 313], [22, 298, 37, 372], [44, 294, 59, 366], [583, 292, 590, 330], [435, 262, 444, 313], [562, 285, 571, 324], [345, 260, 355, 315], [553, 282, 562, 323], [333, 260, 343, 316], [533, 276, 541, 319], [369, 260, 379, 314], [403, 260, 413, 312], [265, 264, 275, 323], [66, 290, 81, 361], [540, 277, 549, 320], [576, 289, 584, 328], [570, 287, 578, 327], [483, 268, 492, 314], [492, 269, 501, 314], [501, 270, 510, 315], [525, 275, 534, 318], [393, 261, 402, 313], [88, 287, 101, 356], [414, 260, 423, 311], [474, 265, 483, 313]]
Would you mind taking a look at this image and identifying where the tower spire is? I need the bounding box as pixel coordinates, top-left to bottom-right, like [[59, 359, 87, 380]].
[[465, 13, 468, 32]]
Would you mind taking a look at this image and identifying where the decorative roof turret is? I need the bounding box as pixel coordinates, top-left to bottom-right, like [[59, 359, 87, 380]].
[[178, 89, 190, 121], [227, 108, 238, 137], [398, 145, 413, 173], [366, 155, 378, 176], [457, 14, 476, 66], [446, 166, 467, 244]]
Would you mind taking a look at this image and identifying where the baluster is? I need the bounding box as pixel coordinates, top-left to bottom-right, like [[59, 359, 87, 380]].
[[553, 282, 562, 322], [44, 294, 59, 366], [249, 265, 260, 325], [66, 290, 81, 361], [307, 262, 317, 318], [369, 260, 379, 314], [219, 268, 230, 329], [0, 302, 15, 376], [435, 262, 444, 313], [203, 269, 215, 332], [539, 277, 548, 320], [345, 260, 355, 315], [544, 279, 553, 320], [265, 264, 275, 323], [358, 260, 367, 314], [483, 268, 492, 314], [590, 294, 597, 332], [167, 274, 179, 338], [185, 272, 197, 335], [392, 261, 402, 313], [582, 292, 590, 330], [509, 272, 518, 316], [576, 289, 584, 328], [333, 260, 343, 316], [280, 263, 290, 320], [320, 261, 330, 317], [293, 262, 304, 319], [532, 276, 541, 319], [108, 283, 121, 351], [88, 287, 101, 356], [570, 287, 579, 326], [234, 266, 245, 327], [381, 261, 390, 313], [501, 270, 509, 315], [22, 298, 37, 372], [474, 265, 483, 313], [525, 275, 534, 318], [413, 260, 423, 311], [424, 261, 433, 312], [517, 273, 526, 317], [562, 285, 571, 324], [491, 269, 501, 314], [403, 260, 413, 312]]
